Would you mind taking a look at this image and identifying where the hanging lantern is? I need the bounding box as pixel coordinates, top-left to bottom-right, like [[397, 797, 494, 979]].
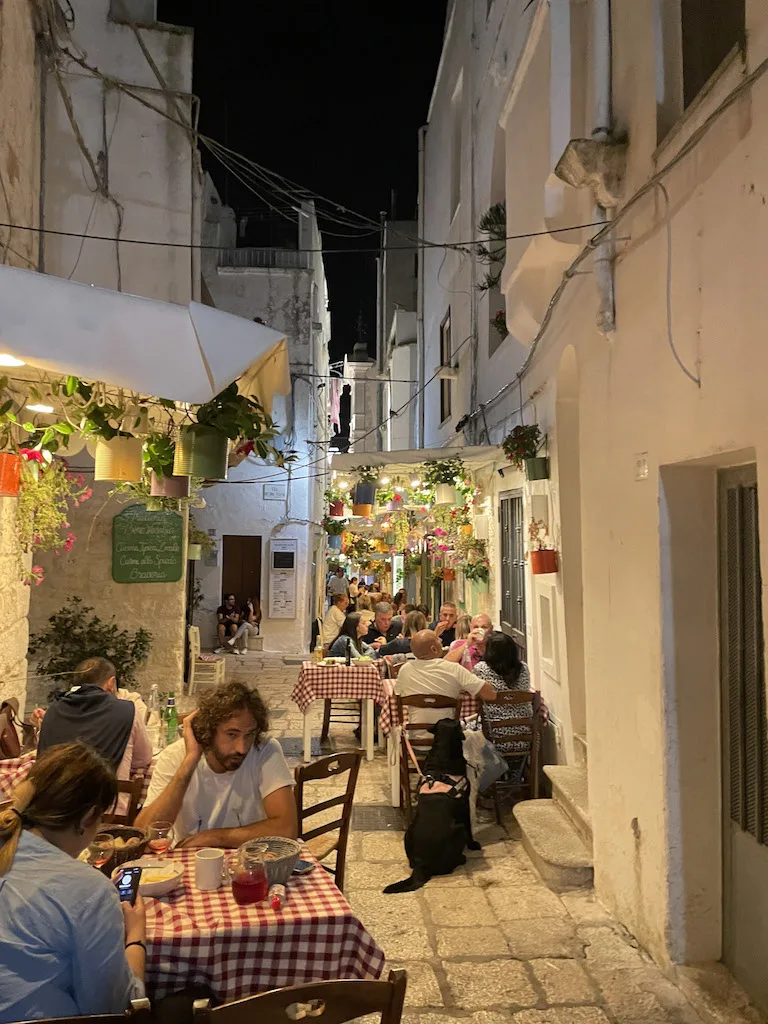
[[93, 437, 143, 482], [173, 426, 229, 481], [0, 453, 21, 497], [187, 543, 203, 560], [150, 471, 191, 498]]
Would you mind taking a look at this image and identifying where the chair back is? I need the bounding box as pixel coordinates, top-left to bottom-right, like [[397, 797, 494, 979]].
[[396, 693, 461, 749], [102, 775, 144, 826], [479, 689, 540, 749], [14, 998, 152, 1024], [189, 624, 202, 660], [193, 970, 407, 1024], [294, 750, 362, 893]]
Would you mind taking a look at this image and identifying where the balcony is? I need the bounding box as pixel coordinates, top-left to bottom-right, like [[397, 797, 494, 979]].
[[216, 247, 311, 271]]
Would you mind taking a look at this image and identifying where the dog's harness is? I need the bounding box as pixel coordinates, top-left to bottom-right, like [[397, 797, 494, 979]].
[[404, 730, 469, 798]]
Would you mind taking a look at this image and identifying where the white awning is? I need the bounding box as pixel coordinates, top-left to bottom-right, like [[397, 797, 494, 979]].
[[330, 445, 503, 475], [0, 265, 291, 409]]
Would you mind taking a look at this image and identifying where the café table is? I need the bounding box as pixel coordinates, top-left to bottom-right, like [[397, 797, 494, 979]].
[[292, 661, 384, 762], [0, 750, 154, 804], [145, 848, 385, 1002]]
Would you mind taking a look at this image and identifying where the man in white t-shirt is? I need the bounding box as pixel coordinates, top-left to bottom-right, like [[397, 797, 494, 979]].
[[136, 681, 297, 848], [394, 629, 498, 726]]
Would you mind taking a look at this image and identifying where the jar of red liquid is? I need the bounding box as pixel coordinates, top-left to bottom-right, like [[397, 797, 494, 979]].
[[229, 842, 269, 905]]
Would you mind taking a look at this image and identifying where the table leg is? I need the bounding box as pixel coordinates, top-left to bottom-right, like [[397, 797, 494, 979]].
[[303, 705, 313, 763], [388, 731, 400, 807], [363, 698, 374, 761]]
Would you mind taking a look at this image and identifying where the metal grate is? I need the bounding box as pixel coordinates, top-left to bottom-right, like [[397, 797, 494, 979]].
[[351, 805, 404, 831], [278, 738, 327, 760]]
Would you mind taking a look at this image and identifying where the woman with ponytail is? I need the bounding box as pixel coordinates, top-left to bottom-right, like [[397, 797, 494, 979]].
[[0, 742, 147, 1022]]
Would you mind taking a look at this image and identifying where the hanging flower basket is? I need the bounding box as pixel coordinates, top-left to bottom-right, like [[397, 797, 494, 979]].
[[150, 471, 191, 498], [174, 425, 229, 481], [434, 484, 460, 506], [443, 567, 456, 581], [352, 502, 373, 517], [530, 549, 558, 575], [353, 481, 376, 507], [94, 437, 143, 482], [327, 534, 343, 552], [0, 452, 21, 497], [471, 579, 490, 595], [525, 457, 549, 481], [459, 524, 473, 537], [329, 499, 345, 517], [187, 543, 202, 560]]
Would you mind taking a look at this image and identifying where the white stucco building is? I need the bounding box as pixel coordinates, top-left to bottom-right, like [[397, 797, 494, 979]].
[[419, 0, 768, 1013], [194, 178, 331, 655]]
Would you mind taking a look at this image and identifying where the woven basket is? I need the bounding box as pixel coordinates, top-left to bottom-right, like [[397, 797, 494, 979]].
[[258, 837, 302, 886], [99, 825, 149, 875]]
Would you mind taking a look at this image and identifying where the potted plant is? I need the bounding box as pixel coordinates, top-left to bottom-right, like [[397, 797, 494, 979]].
[[424, 457, 467, 506], [323, 514, 347, 552], [443, 566, 457, 581], [351, 466, 378, 515], [188, 516, 214, 561], [143, 432, 190, 498], [402, 551, 422, 577], [492, 309, 509, 341], [430, 567, 445, 588], [325, 484, 346, 518], [502, 423, 548, 480], [527, 517, 558, 575], [58, 379, 143, 482], [464, 558, 490, 591]]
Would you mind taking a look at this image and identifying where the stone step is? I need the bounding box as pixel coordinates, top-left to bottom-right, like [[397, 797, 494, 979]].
[[545, 765, 592, 851], [573, 732, 588, 768], [513, 799, 593, 891]]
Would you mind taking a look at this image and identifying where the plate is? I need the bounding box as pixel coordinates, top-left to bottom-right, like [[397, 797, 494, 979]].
[[112, 857, 184, 897]]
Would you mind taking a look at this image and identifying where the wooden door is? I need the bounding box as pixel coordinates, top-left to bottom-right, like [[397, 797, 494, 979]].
[[499, 491, 526, 659], [222, 535, 263, 605]]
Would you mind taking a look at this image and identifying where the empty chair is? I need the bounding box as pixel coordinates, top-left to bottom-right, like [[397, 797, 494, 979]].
[[188, 625, 226, 694], [101, 775, 145, 827], [294, 750, 362, 892]]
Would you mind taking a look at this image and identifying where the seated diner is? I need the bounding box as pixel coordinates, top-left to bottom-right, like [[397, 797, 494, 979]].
[[378, 609, 428, 656], [321, 592, 349, 647], [328, 612, 378, 660], [474, 631, 535, 759]]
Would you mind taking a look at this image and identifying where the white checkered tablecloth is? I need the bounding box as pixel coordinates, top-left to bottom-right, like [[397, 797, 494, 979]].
[[291, 661, 385, 713], [0, 751, 154, 804], [378, 686, 479, 735], [145, 849, 385, 1001]]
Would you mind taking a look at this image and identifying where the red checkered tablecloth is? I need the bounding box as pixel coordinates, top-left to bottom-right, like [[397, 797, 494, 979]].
[[145, 849, 385, 1001], [0, 751, 154, 804], [291, 661, 385, 713], [378, 682, 479, 735]]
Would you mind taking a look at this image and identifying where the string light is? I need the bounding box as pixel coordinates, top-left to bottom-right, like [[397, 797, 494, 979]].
[[25, 403, 54, 414], [0, 354, 25, 367]]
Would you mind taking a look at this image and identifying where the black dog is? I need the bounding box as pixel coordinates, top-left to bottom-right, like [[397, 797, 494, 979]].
[[383, 718, 480, 893]]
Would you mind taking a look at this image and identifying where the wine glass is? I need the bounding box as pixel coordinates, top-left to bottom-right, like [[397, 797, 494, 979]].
[[147, 820, 173, 856], [86, 833, 114, 868]]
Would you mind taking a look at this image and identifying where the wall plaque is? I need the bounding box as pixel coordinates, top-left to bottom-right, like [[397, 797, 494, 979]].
[[112, 504, 184, 584]]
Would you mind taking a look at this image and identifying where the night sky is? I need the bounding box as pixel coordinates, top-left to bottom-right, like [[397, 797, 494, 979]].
[[157, 1, 448, 361]]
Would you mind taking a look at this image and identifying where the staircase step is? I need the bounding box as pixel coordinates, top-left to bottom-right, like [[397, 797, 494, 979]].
[[513, 799, 593, 891], [545, 765, 592, 850]]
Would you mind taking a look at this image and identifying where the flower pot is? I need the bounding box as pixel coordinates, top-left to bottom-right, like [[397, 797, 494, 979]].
[[93, 437, 143, 482], [459, 524, 473, 537], [174, 426, 229, 481], [150, 471, 190, 498], [525, 457, 549, 481], [434, 483, 460, 506], [353, 481, 376, 506], [470, 579, 489, 595], [443, 567, 456, 581], [187, 543, 202, 560], [352, 503, 373, 517], [327, 534, 342, 551], [329, 499, 345, 517], [0, 453, 21, 497], [530, 549, 558, 575], [474, 515, 489, 540]]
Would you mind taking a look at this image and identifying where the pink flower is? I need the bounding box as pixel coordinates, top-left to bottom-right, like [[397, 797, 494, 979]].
[[63, 531, 77, 552], [82, 488, 92, 501], [393, 494, 402, 502], [62, 521, 70, 529], [20, 448, 44, 464], [434, 527, 447, 537], [31, 565, 44, 585]]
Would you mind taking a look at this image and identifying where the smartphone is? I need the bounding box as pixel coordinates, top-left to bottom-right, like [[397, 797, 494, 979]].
[[114, 866, 143, 905]]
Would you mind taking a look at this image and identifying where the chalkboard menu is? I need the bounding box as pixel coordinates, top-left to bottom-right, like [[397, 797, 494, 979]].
[[112, 505, 184, 584]]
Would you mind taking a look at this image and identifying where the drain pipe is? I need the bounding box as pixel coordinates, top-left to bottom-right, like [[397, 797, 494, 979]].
[[592, 0, 615, 336], [417, 125, 427, 447]]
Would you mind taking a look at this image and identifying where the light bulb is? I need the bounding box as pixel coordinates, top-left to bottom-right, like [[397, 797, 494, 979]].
[[380, 477, 390, 485], [0, 354, 24, 367], [411, 479, 420, 487], [26, 403, 54, 414], [339, 480, 350, 490]]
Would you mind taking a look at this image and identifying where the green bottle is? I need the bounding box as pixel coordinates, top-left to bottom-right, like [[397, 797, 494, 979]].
[[166, 693, 178, 745]]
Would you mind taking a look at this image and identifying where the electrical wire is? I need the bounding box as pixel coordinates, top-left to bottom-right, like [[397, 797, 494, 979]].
[[655, 182, 700, 387]]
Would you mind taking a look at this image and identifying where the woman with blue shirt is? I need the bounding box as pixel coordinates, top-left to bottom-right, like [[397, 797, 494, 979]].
[[328, 612, 378, 660], [0, 741, 146, 1022]]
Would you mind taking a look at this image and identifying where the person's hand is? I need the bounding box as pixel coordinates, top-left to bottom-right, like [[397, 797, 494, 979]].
[[433, 620, 447, 636], [182, 710, 202, 764], [121, 896, 147, 945], [174, 832, 205, 850], [371, 636, 385, 649], [468, 628, 485, 645], [30, 708, 46, 728]]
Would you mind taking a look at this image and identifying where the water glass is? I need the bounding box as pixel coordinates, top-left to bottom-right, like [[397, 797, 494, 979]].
[[147, 820, 173, 856], [86, 833, 114, 868]]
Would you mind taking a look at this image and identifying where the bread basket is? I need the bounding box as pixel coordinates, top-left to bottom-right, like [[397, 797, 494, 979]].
[[253, 836, 302, 886], [98, 825, 149, 875]]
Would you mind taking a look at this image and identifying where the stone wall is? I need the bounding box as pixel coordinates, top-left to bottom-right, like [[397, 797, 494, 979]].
[[28, 482, 187, 705], [0, 498, 31, 713]]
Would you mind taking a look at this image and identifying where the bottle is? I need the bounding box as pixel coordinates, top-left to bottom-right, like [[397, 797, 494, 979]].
[[269, 883, 286, 910], [345, 636, 352, 667], [166, 693, 178, 745], [147, 684, 160, 725], [314, 637, 324, 663]]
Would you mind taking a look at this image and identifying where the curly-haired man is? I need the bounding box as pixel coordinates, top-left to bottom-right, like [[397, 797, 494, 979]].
[[136, 681, 297, 848]]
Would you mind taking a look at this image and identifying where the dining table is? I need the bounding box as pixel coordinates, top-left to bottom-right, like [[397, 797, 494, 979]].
[[0, 749, 154, 804], [291, 660, 385, 762], [144, 848, 385, 1002]]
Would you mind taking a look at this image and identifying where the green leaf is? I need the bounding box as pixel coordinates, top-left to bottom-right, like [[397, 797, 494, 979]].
[[65, 376, 78, 396], [22, 421, 35, 432], [6, 412, 16, 423], [0, 399, 13, 417], [40, 428, 55, 446], [0, 376, 8, 392], [52, 422, 74, 435]]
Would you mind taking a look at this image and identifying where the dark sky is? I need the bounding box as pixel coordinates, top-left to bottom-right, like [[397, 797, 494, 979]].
[[157, 1, 447, 361]]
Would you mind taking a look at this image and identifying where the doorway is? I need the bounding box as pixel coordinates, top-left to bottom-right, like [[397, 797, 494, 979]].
[[222, 535, 263, 605], [499, 490, 526, 659], [719, 464, 768, 1012]]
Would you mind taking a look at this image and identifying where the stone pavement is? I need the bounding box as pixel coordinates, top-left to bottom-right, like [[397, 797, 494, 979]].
[[191, 651, 708, 1024]]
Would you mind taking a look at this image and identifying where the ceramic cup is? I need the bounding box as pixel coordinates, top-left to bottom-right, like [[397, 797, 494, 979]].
[[195, 847, 225, 891]]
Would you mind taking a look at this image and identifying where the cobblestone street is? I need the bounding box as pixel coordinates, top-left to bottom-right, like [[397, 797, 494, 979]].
[[209, 653, 713, 1024]]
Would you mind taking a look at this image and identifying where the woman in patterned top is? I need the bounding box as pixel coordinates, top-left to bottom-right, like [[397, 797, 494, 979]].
[[473, 632, 533, 761]]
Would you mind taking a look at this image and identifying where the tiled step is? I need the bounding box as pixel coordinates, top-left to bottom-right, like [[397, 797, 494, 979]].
[[545, 765, 592, 852], [513, 799, 593, 891]]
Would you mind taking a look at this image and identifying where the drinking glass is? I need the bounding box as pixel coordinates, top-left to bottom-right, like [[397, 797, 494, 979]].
[[86, 833, 114, 868], [147, 821, 173, 856], [230, 841, 269, 905]]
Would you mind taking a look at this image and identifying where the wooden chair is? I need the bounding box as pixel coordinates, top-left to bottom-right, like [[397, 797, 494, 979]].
[[188, 625, 226, 695], [294, 750, 362, 893], [15, 998, 152, 1024], [480, 689, 542, 824], [193, 970, 407, 1024], [102, 775, 144, 826], [396, 694, 461, 824]]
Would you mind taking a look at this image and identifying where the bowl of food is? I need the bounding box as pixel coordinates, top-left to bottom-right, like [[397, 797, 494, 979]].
[[352, 656, 373, 665], [113, 858, 184, 897], [98, 826, 148, 869]]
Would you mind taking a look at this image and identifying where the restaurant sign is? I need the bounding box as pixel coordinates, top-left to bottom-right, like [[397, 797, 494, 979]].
[[112, 504, 184, 584]]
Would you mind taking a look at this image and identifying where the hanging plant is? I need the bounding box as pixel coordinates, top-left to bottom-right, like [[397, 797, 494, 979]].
[[502, 424, 542, 468], [492, 310, 509, 340], [464, 558, 490, 584], [351, 465, 378, 486], [430, 567, 445, 587], [402, 551, 423, 577], [389, 510, 411, 550], [423, 457, 466, 487], [323, 515, 348, 536], [188, 514, 214, 558], [344, 533, 375, 562], [475, 202, 506, 293]]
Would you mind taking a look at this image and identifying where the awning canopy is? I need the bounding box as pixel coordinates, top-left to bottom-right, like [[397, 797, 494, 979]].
[[0, 265, 291, 409], [330, 445, 503, 476]]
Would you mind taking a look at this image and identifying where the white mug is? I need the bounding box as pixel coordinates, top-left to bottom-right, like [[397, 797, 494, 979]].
[[195, 847, 225, 891]]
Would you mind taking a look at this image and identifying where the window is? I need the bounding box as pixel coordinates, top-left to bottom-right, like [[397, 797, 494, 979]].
[[440, 311, 452, 423]]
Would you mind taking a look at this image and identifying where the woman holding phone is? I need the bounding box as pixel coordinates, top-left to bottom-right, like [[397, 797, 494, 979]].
[[0, 742, 146, 1022]]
